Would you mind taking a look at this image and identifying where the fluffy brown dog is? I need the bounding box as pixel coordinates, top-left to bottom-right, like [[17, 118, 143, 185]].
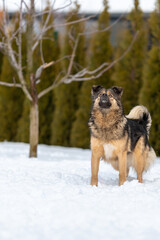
[[88, 85, 156, 186]]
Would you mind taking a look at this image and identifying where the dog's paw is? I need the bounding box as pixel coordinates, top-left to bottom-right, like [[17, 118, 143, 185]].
[[91, 177, 98, 186]]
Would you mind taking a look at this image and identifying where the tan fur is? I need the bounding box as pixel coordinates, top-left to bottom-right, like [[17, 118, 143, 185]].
[[144, 147, 156, 171], [132, 137, 145, 183], [90, 138, 104, 186], [89, 109, 127, 141], [90, 134, 156, 186], [91, 135, 130, 186], [90, 87, 156, 186]]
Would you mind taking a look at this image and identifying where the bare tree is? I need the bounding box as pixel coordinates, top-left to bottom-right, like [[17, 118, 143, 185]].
[[0, 0, 138, 157]]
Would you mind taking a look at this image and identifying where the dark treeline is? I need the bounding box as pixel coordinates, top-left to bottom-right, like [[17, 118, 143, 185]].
[[0, 0, 160, 155]]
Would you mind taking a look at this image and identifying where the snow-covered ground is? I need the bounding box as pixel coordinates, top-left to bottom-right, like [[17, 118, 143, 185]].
[[0, 142, 160, 240]]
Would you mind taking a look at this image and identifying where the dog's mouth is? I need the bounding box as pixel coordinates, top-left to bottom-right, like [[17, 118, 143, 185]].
[[99, 94, 111, 109]]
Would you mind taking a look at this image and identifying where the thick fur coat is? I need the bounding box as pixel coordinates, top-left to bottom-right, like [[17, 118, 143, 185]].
[[89, 85, 156, 186]]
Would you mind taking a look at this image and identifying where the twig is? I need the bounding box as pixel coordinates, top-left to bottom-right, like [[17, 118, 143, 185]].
[[38, 71, 63, 99], [32, 0, 57, 52], [0, 81, 22, 88], [83, 13, 124, 36], [22, 0, 29, 11], [40, 39, 45, 64], [64, 13, 125, 80], [37, 30, 138, 98], [35, 55, 71, 80], [18, 0, 23, 70], [67, 34, 80, 75], [35, 0, 72, 17], [1, 0, 32, 101], [44, 14, 97, 33], [63, 31, 139, 83]]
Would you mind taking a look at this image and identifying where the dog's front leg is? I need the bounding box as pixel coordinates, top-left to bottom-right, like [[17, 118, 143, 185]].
[[118, 151, 127, 186], [91, 152, 100, 186]]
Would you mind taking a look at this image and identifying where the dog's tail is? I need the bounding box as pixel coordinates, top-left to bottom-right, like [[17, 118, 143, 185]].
[[126, 105, 151, 135]]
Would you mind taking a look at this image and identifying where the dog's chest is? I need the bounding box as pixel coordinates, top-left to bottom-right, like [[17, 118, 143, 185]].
[[91, 115, 125, 141], [103, 144, 115, 159]]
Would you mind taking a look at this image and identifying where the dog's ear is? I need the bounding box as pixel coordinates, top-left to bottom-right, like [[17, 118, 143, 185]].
[[91, 85, 103, 96], [111, 86, 123, 97]]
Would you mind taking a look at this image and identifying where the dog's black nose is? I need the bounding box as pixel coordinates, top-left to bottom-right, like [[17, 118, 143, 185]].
[[99, 93, 111, 108], [101, 93, 108, 102]]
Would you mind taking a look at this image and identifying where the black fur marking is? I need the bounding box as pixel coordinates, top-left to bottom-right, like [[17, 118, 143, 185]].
[[138, 112, 149, 131], [111, 86, 123, 98], [89, 85, 151, 150], [125, 118, 149, 151], [92, 85, 103, 97]]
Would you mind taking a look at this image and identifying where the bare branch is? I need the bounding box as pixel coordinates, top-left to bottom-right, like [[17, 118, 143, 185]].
[[40, 39, 45, 65], [35, 62, 54, 80], [34, 0, 72, 17], [50, 0, 72, 12], [53, 11, 122, 33], [10, 20, 26, 43], [38, 71, 63, 99], [32, 0, 56, 52], [62, 13, 125, 79], [44, 14, 97, 34], [22, 0, 29, 11], [67, 62, 110, 79], [2, 0, 8, 36], [0, 1, 132, 104], [37, 31, 138, 99], [35, 55, 71, 80], [35, 11, 129, 98], [83, 13, 124, 36], [0, 81, 22, 88], [33, 14, 97, 52], [0, 1, 32, 101], [67, 34, 80, 76], [63, 31, 139, 84], [18, 0, 23, 70]]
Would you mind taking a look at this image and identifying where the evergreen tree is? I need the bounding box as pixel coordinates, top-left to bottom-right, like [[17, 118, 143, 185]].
[[38, 4, 60, 144], [0, 12, 4, 73], [17, 3, 60, 144], [0, 52, 3, 74], [16, 98, 30, 142], [139, 0, 160, 155], [70, 0, 113, 148], [51, 2, 85, 146], [0, 14, 25, 141], [16, 12, 30, 143], [0, 12, 3, 74], [0, 57, 24, 141], [112, 0, 147, 114]]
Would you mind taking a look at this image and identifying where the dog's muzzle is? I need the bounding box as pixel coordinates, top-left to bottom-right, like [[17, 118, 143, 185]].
[[99, 93, 111, 108]]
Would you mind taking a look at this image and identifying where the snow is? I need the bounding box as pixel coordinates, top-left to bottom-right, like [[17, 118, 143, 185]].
[[0, 142, 160, 240]]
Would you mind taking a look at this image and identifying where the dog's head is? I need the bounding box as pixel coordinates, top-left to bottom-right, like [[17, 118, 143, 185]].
[[91, 85, 123, 112]]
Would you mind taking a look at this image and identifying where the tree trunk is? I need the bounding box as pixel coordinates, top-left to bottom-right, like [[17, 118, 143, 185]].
[[29, 101, 39, 157], [27, 0, 38, 157], [29, 72, 38, 158]]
